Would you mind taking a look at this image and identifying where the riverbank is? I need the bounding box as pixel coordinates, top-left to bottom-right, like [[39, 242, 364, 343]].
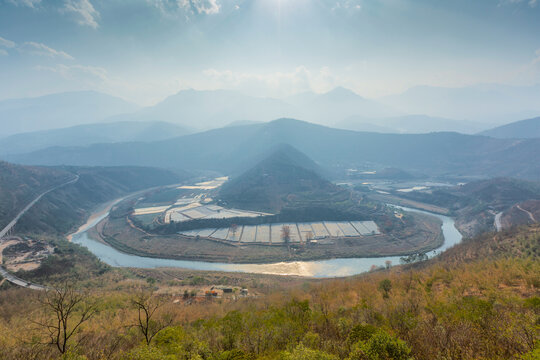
[[71, 200, 461, 277]]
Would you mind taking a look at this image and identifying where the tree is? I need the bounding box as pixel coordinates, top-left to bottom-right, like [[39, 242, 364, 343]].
[[348, 330, 411, 360], [35, 285, 97, 354], [282, 225, 291, 246], [132, 291, 173, 345], [306, 231, 314, 246], [378, 279, 392, 299], [230, 224, 239, 240]]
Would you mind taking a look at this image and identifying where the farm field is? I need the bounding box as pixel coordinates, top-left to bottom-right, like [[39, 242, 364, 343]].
[[178, 221, 380, 244]]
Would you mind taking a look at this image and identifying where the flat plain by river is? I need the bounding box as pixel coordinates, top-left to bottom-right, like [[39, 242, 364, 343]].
[[69, 199, 462, 278]]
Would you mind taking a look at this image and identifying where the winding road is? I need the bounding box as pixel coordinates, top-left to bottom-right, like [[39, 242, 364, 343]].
[[0, 175, 79, 290], [516, 205, 537, 223]]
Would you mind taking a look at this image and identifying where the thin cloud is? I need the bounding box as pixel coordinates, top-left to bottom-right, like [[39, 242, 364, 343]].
[[202, 66, 337, 97], [35, 63, 109, 82], [149, 0, 220, 18], [0, 49, 8, 56], [19, 42, 74, 60], [6, 0, 41, 8], [0, 37, 16, 48], [61, 0, 100, 29]]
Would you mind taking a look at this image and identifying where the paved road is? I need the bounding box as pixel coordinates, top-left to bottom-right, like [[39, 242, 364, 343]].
[[494, 212, 503, 232], [0, 175, 79, 290], [516, 205, 537, 223]]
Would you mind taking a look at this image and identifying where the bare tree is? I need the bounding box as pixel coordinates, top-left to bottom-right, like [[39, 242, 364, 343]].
[[281, 225, 291, 246], [306, 231, 313, 246], [35, 285, 97, 354], [132, 292, 173, 345], [230, 224, 239, 240]]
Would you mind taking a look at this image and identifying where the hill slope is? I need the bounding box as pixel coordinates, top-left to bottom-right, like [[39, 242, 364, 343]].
[[480, 116, 540, 139], [219, 145, 335, 212], [0, 162, 186, 235], [0, 121, 191, 156]]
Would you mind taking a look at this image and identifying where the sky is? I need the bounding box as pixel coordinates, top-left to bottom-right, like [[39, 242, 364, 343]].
[[0, 0, 540, 105]]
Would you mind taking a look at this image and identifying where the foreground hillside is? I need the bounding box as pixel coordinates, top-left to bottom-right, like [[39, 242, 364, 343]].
[[0, 221, 537, 359]]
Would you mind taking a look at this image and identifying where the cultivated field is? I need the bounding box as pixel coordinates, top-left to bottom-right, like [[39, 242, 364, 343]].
[[178, 220, 381, 244]]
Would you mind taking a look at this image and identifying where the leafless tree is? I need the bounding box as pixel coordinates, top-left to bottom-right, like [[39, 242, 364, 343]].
[[281, 225, 291, 246], [230, 223, 239, 240], [34, 285, 97, 354], [306, 231, 313, 246], [131, 291, 173, 345]]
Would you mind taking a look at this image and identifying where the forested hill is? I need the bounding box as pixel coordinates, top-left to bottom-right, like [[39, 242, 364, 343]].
[[0, 162, 186, 234], [218, 145, 336, 212], [0, 162, 73, 230]]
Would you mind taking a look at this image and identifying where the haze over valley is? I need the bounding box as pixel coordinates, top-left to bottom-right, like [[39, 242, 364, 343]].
[[0, 1, 539, 359]]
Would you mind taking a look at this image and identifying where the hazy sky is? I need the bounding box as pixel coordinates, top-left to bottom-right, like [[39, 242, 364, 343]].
[[1, 0, 540, 105]]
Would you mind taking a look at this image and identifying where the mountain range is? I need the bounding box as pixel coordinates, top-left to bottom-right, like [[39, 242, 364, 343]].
[[0, 91, 139, 136], [6, 118, 540, 180], [0, 121, 191, 156], [380, 84, 540, 124], [479, 116, 540, 139], [7, 84, 540, 137]]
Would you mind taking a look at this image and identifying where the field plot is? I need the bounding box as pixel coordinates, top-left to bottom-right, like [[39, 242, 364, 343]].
[[165, 204, 271, 223], [255, 225, 270, 242], [197, 228, 217, 238], [297, 223, 314, 242], [270, 224, 284, 243], [210, 228, 229, 240], [133, 206, 170, 215], [132, 214, 157, 227], [239, 225, 257, 242], [168, 212, 190, 222], [178, 176, 228, 190], [178, 221, 380, 244], [350, 221, 370, 235], [324, 222, 345, 237], [226, 228, 240, 242], [335, 222, 361, 236], [362, 221, 380, 234], [311, 222, 330, 238]]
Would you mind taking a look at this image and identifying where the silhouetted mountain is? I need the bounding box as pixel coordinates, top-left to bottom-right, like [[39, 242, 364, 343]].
[[0, 91, 139, 136], [108, 89, 294, 130], [7, 118, 540, 180], [480, 116, 540, 139], [219, 145, 335, 212], [337, 114, 486, 134], [380, 84, 540, 123], [288, 87, 398, 126], [0, 121, 192, 155]]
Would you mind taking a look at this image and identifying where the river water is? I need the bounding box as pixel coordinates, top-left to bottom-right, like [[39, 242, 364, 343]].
[[71, 205, 462, 278]]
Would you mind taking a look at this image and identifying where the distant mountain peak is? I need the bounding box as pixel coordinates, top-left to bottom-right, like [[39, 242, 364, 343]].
[[323, 86, 363, 100]]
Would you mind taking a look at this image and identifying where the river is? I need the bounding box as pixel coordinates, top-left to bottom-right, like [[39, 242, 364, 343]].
[[70, 203, 462, 278]]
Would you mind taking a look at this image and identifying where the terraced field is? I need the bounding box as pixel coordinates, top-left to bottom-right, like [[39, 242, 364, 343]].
[[178, 221, 380, 244]]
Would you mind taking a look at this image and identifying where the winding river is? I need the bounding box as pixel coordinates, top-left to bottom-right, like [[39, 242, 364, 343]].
[[70, 203, 462, 278]]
